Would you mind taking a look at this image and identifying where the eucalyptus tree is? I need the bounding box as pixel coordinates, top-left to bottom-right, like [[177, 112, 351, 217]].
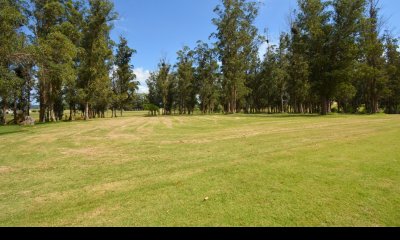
[[212, 0, 260, 113], [155, 59, 172, 115], [258, 43, 278, 112], [113, 36, 138, 117], [296, 0, 331, 114], [0, 0, 27, 125], [357, 0, 387, 114], [329, 0, 366, 113], [63, 0, 86, 121], [194, 41, 220, 114], [176, 46, 195, 114], [146, 71, 162, 108], [382, 33, 400, 114], [287, 20, 310, 113], [273, 33, 290, 113], [40, 31, 77, 121], [78, 0, 117, 120], [30, 0, 66, 122]]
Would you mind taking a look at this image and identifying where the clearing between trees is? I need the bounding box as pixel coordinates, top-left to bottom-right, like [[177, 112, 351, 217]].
[[0, 113, 399, 226]]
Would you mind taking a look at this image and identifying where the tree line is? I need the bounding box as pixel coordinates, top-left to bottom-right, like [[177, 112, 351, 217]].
[[1, 0, 400, 126], [0, 0, 138, 125], [147, 0, 400, 115]]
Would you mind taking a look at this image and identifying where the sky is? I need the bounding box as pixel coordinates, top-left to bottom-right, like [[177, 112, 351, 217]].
[[110, 0, 400, 93]]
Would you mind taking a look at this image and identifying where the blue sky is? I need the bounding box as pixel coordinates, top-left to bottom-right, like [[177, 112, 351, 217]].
[[110, 0, 400, 93]]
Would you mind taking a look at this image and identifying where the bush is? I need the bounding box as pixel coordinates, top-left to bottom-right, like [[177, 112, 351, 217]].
[[144, 104, 160, 116], [357, 104, 367, 114], [215, 104, 223, 113], [331, 102, 338, 113]]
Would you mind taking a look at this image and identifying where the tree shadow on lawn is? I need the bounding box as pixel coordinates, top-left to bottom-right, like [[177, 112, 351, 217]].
[[231, 113, 324, 118], [0, 128, 25, 136]]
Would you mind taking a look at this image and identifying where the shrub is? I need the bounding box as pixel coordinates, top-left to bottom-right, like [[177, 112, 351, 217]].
[[357, 104, 367, 114], [331, 102, 339, 113], [144, 104, 160, 116]]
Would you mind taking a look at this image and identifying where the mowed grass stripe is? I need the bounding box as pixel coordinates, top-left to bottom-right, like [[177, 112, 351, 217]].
[[0, 114, 399, 226]]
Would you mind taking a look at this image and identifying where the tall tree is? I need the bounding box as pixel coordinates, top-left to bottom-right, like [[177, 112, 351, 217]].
[[273, 33, 290, 113], [330, 0, 366, 113], [358, 0, 387, 113], [113, 36, 138, 117], [287, 19, 310, 113], [194, 41, 220, 114], [63, 0, 85, 121], [258, 43, 278, 113], [40, 31, 77, 121], [0, 0, 27, 125], [146, 71, 162, 108], [176, 46, 195, 114], [78, 0, 117, 120], [155, 59, 171, 115], [383, 33, 400, 114], [31, 0, 67, 122], [212, 0, 260, 113], [296, 0, 331, 114]]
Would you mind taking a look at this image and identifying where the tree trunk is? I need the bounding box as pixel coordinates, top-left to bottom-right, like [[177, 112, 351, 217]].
[[49, 104, 56, 122], [321, 97, 328, 115], [13, 96, 17, 124], [84, 101, 89, 120], [69, 104, 73, 121], [328, 101, 332, 113], [39, 99, 45, 123], [371, 95, 378, 114], [1, 101, 6, 125], [39, 82, 46, 123]]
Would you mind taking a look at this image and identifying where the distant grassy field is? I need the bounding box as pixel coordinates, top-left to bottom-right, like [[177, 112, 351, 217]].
[[0, 113, 399, 226]]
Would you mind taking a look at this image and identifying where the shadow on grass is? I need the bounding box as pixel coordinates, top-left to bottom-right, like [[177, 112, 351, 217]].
[[0, 128, 25, 136], [0, 130, 23, 136], [142, 113, 327, 118], [241, 113, 323, 118]]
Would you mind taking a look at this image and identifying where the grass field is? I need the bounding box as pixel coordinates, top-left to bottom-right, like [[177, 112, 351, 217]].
[[0, 112, 399, 226]]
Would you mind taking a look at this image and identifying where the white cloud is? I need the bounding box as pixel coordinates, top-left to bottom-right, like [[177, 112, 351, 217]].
[[258, 42, 268, 59], [258, 37, 279, 59], [110, 66, 150, 94], [134, 67, 150, 94]]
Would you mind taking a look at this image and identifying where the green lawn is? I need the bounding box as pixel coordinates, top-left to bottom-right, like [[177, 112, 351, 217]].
[[0, 113, 399, 226]]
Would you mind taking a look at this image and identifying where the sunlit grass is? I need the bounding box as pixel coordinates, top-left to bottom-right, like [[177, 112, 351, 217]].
[[0, 113, 399, 226]]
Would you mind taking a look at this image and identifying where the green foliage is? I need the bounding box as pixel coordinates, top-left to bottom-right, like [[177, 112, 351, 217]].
[[156, 59, 172, 115], [112, 36, 138, 116], [357, 104, 367, 114], [383, 33, 400, 114], [2, 0, 400, 126], [39, 30, 77, 120], [78, 0, 117, 119], [357, 0, 388, 114], [194, 41, 220, 114], [212, 0, 260, 113], [176, 46, 196, 114], [146, 71, 162, 108], [144, 103, 160, 116], [0, 0, 27, 125]]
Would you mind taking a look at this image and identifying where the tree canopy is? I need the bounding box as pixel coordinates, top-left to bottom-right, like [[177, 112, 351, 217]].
[[1, 0, 400, 126]]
